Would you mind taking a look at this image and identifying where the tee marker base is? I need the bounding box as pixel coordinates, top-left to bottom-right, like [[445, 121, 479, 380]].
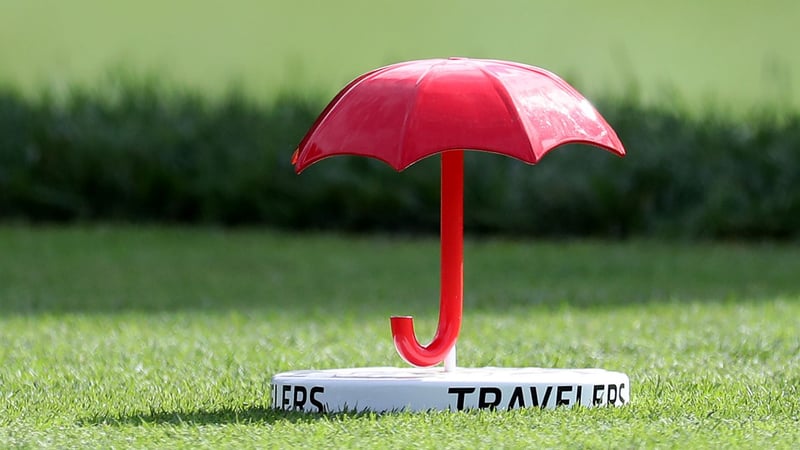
[[272, 367, 630, 413]]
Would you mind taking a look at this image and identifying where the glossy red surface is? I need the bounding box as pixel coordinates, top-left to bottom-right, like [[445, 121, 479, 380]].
[[292, 58, 626, 368], [391, 150, 463, 367], [293, 57, 625, 173]]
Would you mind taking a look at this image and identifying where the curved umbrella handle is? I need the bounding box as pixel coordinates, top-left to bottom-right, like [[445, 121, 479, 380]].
[[391, 150, 464, 368]]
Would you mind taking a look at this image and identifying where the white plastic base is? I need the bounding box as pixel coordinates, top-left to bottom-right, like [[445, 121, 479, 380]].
[[271, 367, 630, 413]]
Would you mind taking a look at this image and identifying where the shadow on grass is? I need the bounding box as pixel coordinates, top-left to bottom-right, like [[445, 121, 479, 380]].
[[82, 406, 380, 427]]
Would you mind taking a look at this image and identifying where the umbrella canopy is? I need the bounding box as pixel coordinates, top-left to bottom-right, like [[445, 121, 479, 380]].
[[293, 57, 624, 173]]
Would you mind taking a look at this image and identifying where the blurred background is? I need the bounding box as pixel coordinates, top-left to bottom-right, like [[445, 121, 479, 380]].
[[1, 0, 799, 238]]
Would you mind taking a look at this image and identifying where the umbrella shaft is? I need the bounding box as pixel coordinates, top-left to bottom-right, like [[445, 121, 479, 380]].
[[387, 150, 465, 368], [440, 150, 464, 365]]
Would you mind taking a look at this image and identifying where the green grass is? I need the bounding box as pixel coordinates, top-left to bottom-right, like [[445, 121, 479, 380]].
[[1, 0, 798, 110], [1, 226, 799, 448]]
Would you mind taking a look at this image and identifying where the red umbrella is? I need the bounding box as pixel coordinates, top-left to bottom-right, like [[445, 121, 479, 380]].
[[292, 57, 625, 369]]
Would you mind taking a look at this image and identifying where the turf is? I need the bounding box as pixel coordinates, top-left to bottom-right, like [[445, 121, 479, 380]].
[[1, 226, 799, 448], [1, 1, 798, 109]]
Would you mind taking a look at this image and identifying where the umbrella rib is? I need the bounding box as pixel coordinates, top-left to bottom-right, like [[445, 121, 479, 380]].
[[396, 61, 441, 169], [472, 62, 539, 164], [484, 60, 626, 156]]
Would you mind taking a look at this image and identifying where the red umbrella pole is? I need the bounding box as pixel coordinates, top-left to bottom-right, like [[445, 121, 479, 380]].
[[391, 150, 463, 368]]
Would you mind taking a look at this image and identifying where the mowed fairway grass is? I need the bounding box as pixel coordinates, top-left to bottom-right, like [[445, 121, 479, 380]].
[[1, 226, 799, 448]]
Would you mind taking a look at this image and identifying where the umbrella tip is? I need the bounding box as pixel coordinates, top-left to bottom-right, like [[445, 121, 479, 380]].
[[291, 148, 299, 165]]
